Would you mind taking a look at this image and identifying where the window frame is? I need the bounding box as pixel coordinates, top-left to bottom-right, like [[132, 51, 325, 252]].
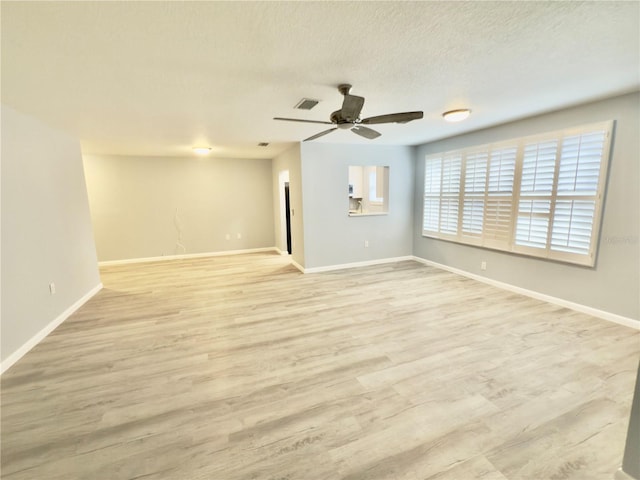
[[421, 121, 613, 267]]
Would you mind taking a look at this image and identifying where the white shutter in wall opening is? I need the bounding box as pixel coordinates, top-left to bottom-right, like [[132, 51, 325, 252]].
[[439, 153, 462, 236], [423, 156, 442, 234], [548, 127, 609, 264], [484, 145, 517, 249], [423, 153, 462, 238], [422, 120, 613, 267], [461, 151, 487, 244], [513, 140, 558, 255], [551, 200, 596, 255]]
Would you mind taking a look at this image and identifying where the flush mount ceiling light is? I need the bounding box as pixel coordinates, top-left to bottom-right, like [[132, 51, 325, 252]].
[[192, 147, 212, 155], [442, 109, 471, 123]]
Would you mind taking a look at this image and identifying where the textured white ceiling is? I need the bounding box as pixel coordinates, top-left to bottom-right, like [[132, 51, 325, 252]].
[[2, 1, 638, 159]]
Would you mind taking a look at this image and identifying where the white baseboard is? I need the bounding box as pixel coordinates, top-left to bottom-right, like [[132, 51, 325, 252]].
[[1, 282, 103, 375], [98, 247, 279, 267], [614, 468, 636, 480], [301, 256, 414, 274], [412, 256, 639, 330], [291, 259, 305, 273]]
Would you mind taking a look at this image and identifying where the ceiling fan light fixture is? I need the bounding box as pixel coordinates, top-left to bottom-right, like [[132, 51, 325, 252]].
[[442, 109, 471, 122], [192, 146, 212, 155]]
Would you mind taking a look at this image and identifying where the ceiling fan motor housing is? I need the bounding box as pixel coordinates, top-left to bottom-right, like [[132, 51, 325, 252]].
[[331, 110, 355, 128]]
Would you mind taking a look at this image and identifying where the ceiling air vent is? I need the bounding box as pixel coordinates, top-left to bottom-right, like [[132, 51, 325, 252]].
[[294, 98, 319, 110], [258, 142, 269, 147]]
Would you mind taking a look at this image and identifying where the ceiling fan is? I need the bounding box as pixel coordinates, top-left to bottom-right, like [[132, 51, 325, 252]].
[[274, 84, 423, 142]]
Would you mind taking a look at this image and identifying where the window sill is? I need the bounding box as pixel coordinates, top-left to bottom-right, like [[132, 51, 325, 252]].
[[348, 212, 388, 217]]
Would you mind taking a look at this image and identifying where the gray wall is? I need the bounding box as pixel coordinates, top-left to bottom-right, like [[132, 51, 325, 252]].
[[300, 143, 414, 269], [413, 92, 640, 320], [1, 105, 101, 363], [621, 361, 640, 478], [84, 154, 275, 262], [272, 144, 305, 266]]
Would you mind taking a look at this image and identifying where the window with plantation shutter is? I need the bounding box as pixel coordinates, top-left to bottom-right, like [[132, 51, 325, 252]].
[[423, 154, 461, 237], [549, 129, 607, 261], [422, 121, 613, 266], [461, 151, 487, 243], [513, 140, 557, 252], [484, 146, 517, 249], [423, 157, 441, 232], [440, 154, 461, 235]]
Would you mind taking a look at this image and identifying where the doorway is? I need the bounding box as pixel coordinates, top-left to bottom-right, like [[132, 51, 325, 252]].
[[284, 182, 292, 255]]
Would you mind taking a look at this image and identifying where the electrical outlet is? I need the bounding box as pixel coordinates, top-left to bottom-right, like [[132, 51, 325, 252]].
[[481, 261, 487, 271], [364, 240, 369, 248], [49, 283, 56, 295], [236, 233, 242, 239], [225, 233, 231, 240]]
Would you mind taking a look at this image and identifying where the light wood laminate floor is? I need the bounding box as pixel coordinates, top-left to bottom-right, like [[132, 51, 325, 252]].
[[2, 253, 639, 479]]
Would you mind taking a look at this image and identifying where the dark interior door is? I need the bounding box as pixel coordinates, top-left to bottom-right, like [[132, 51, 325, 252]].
[[284, 183, 292, 255]]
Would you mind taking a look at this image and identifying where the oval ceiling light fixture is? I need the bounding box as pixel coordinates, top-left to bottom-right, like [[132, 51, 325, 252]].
[[192, 146, 212, 155], [442, 109, 471, 123]]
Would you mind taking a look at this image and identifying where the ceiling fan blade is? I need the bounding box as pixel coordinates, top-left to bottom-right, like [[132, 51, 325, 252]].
[[274, 117, 333, 125], [304, 128, 338, 142], [361, 111, 424, 125], [341, 94, 365, 122], [351, 125, 381, 140]]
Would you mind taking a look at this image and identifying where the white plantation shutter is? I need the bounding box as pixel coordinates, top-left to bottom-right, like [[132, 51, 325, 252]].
[[484, 146, 517, 248], [549, 129, 608, 261], [440, 154, 461, 235], [423, 154, 461, 236], [557, 131, 605, 196], [423, 157, 442, 232], [462, 200, 484, 237], [439, 198, 459, 235], [422, 121, 612, 266], [423, 198, 440, 232], [461, 151, 487, 242], [515, 200, 551, 248], [424, 157, 442, 194], [514, 140, 557, 253], [520, 141, 557, 195], [551, 200, 595, 255]]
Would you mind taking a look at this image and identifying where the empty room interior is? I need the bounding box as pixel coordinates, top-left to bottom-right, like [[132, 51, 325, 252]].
[[2, 2, 640, 480]]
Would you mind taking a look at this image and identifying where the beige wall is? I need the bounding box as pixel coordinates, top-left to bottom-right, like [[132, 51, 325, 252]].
[[1, 105, 101, 365], [83, 154, 275, 262]]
